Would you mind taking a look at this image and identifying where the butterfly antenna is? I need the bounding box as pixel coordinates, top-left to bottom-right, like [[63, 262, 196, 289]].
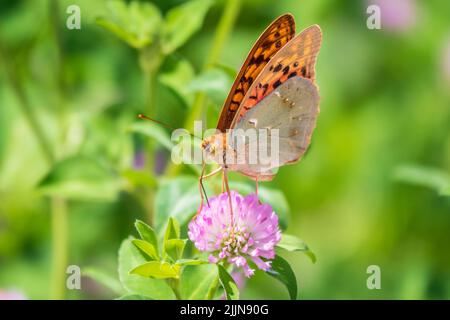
[[138, 114, 202, 140], [138, 114, 176, 131]]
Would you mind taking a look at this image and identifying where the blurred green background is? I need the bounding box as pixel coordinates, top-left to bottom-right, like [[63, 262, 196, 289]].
[[1, 0, 449, 300]]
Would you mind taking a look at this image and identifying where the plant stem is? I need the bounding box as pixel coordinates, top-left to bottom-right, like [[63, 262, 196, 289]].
[[1, 42, 69, 299], [48, 1, 71, 300], [138, 45, 163, 226], [50, 197, 68, 300], [49, 0, 66, 101], [1, 1, 71, 299], [166, 0, 241, 177], [167, 278, 182, 300], [183, 0, 241, 132], [0, 42, 55, 164]]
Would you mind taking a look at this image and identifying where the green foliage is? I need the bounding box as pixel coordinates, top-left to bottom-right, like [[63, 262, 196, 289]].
[[218, 265, 239, 300], [135, 220, 159, 250], [130, 261, 181, 279], [187, 68, 234, 105], [277, 234, 316, 263], [119, 217, 216, 299], [154, 176, 206, 232], [394, 165, 450, 196], [159, 57, 196, 106], [83, 267, 125, 296], [96, 0, 214, 59], [37, 156, 121, 201], [131, 239, 159, 261], [121, 169, 157, 189], [116, 215, 307, 300], [3, 0, 450, 301], [163, 217, 185, 261], [162, 0, 214, 54], [130, 122, 174, 151], [118, 238, 175, 299], [116, 294, 150, 300], [175, 259, 209, 266], [267, 255, 297, 300], [96, 1, 162, 49], [180, 264, 219, 300]]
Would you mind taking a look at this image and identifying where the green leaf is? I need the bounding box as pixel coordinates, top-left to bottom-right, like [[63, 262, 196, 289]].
[[165, 239, 187, 262], [163, 217, 185, 261], [159, 56, 195, 106], [130, 261, 181, 279], [214, 63, 238, 79], [37, 155, 120, 201], [394, 164, 450, 196], [187, 68, 233, 105], [135, 220, 159, 251], [217, 265, 239, 300], [130, 122, 173, 151], [155, 176, 212, 232], [96, 0, 162, 49], [131, 239, 159, 261], [277, 234, 316, 263], [162, 0, 213, 54], [175, 259, 209, 266], [441, 186, 450, 196], [122, 169, 157, 188], [164, 217, 181, 240], [83, 267, 125, 296], [116, 294, 151, 300], [229, 181, 290, 230], [267, 255, 297, 300], [180, 264, 218, 299], [118, 238, 175, 299]]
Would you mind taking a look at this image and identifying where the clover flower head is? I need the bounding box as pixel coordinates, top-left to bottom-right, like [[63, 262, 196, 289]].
[[188, 191, 281, 277]]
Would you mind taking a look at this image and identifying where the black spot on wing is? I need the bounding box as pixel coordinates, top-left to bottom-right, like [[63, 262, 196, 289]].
[[255, 55, 265, 64], [273, 79, 282, 89], [300, 66, 306, 77], [288, 71, 297, 79]]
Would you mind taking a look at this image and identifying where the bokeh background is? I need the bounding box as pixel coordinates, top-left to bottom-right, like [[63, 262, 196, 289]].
[[1, 0, 449, 300]]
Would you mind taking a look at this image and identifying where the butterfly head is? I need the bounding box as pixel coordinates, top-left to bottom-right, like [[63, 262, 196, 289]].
[[201, 134, 226, 163], [201, 136, 217, 156]]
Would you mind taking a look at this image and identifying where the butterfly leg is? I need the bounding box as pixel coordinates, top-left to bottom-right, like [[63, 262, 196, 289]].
[[222, 168, 235, 234], [197, 166, 222, 216], [222, 172, 225, 193]]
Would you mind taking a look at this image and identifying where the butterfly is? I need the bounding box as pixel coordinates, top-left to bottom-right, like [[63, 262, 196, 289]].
[[198, 14, 322, 217]]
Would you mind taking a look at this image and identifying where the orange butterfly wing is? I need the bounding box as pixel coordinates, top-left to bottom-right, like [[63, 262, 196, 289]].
[[231, 25, 322, 128], [216, 14, 295, 132]]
